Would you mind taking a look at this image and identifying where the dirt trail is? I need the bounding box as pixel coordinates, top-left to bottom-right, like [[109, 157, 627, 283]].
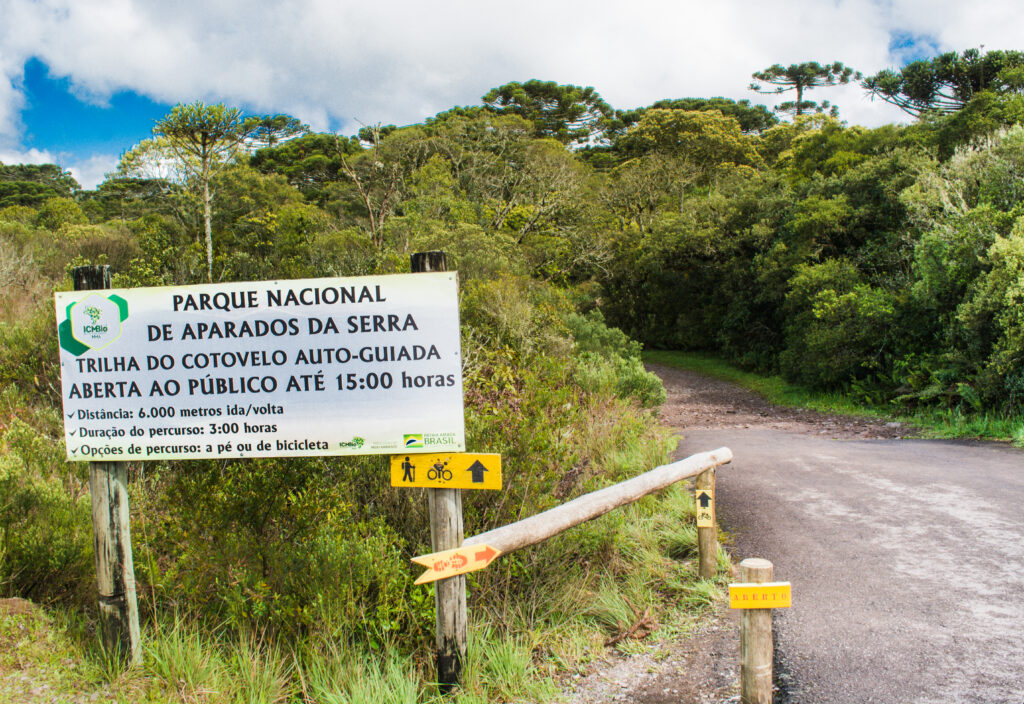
[[563, 364, 1024, 703], [652, 364, 909, 441]]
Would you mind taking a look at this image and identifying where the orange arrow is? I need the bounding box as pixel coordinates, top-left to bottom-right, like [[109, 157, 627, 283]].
[[411, 544, 502, 585], [474, 546, 497, 562]]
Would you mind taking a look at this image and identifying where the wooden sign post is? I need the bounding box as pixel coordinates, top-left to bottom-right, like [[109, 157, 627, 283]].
[[731, 558, 791, 704], [411, 251, 465, 691], [73, 265, 141, 665], [696, 468, 717, 578]]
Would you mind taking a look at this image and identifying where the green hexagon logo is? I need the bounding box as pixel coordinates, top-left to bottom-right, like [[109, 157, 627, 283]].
[[64, 294, 127, 352]]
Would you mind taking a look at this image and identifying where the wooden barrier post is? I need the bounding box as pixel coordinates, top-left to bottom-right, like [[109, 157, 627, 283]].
[[74, 265, 141, 665], [411, 251, 466, 691], [466, 448, 733, 555], [739, 557, 774, 704], [696, 468, 717, 578]]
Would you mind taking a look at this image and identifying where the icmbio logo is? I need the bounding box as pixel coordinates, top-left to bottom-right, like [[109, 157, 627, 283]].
[[58, 293, 129, 355]]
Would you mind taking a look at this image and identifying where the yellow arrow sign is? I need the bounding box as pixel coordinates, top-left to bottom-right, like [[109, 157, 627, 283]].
[[729, 582, 792, 609], [390, 453, 502, 490], [695, 488, 715, 528], [411, 544, 502, 585]]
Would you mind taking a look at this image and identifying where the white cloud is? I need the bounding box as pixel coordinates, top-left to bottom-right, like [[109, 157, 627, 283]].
[[1, 0, 1023, 173], [0, 146, 57, 165], [66, 153, 119, 190]]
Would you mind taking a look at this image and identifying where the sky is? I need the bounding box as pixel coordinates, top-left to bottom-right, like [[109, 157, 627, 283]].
[[0, 0, 1022, 189]]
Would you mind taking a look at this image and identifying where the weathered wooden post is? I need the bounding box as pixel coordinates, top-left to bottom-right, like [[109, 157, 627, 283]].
[[411, 251, 466, 691], [739, 557, 775, 704], [696, 468, 717, 578], [73, 265, 141, 665], [466, 448, 733, 554]]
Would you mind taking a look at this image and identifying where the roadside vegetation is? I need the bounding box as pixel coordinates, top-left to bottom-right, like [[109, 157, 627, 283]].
[[2, 48, 1024, 700]]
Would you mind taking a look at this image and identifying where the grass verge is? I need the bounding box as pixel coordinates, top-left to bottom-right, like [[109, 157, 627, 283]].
[[644, 350, 1024, 446], [0, 477, 732, 704]]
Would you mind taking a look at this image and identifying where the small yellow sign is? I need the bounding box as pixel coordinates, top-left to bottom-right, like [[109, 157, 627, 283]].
[[412, 544, 502, 585], [390, 453, 502, 490], [729, 582, 792, 609], [695, 488, 715, 528]]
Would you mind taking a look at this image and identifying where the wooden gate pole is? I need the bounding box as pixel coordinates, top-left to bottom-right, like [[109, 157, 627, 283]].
[[74, 265, 141, 665], [739, 557, 774, 704], [411, 252, 466, 691], [696, 468, 717, 578]]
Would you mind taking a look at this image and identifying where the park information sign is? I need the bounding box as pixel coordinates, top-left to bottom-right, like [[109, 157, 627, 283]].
[[55, 272, 465, 461]]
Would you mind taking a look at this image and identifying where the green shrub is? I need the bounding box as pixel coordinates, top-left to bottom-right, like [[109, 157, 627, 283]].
[[573, 352, 666, 408], [955, 226, 1024, 411], [0, 205, 37, 225], [0, 304, 62, 408], [34, 197, 87, 232], [565, 310, 642, 360], [0, 419, 92, 603], [145, 455, 433, 643], [781, 259, 896, 388], [564, 310, 664, 407]]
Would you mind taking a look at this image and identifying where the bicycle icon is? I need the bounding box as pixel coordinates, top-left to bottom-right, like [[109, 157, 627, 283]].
[[427, 460, 452, 482]]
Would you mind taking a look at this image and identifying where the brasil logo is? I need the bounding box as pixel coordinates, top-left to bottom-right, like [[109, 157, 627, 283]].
[[403, 434, 424, 448], [58, 293, 129, 355]]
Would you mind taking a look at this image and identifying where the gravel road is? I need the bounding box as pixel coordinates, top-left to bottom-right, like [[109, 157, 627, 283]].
[[653, 364, 1024, 704]]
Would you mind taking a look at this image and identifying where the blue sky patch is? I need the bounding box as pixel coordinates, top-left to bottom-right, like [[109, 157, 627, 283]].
[[20, 58, 172, 161], [888, 32, 941, 66]]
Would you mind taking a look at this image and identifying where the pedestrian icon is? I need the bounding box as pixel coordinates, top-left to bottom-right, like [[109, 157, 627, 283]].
[[401, 456, 415, 482]]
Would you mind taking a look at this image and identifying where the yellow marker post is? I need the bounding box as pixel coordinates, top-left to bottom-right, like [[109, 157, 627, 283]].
[[390, 453, 502, 490], [729, 582, 792, 609], [412, 544, 502, 585], [695, 488, 714, 528]]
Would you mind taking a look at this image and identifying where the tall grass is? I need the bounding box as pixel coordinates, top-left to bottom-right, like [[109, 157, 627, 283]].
[[1, 463, 729, 704]]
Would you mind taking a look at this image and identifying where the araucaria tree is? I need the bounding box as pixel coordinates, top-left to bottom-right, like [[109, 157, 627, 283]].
[[862, 48, 1024, 117], [749, 62, 861, 116], [483, 80, 615, 146], [154, 102, 249, 282]]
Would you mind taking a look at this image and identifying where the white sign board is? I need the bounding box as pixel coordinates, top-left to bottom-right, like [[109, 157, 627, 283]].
[[55, 272, 465, 461]]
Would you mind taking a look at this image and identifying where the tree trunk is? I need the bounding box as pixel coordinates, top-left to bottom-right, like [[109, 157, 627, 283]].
[[203, 162, 213, 283]]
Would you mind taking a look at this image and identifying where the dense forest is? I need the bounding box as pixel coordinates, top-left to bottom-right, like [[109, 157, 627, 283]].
[[8, 52, 1024, 414], [1, 48, 1023, 699]]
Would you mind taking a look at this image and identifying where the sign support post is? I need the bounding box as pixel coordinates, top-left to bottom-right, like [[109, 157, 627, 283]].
[[738, 557, 776, 704], [73, 265, 141, 665], [696, 468, 717, 578], [412, 251, 466, 691]]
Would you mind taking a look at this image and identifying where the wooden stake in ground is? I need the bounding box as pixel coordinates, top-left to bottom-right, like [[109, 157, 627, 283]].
[[73, 265, 141, 665], [411, 251, 466, 691], [696, 468, 717, 578], [739, 557, 774, 704]]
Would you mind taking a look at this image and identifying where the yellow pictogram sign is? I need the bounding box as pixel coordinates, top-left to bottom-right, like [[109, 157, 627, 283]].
[[695, 488, 714, 527], [729, 582, 792, 609], [390, 453, 501, 490], [411, 544, 502, 585]]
